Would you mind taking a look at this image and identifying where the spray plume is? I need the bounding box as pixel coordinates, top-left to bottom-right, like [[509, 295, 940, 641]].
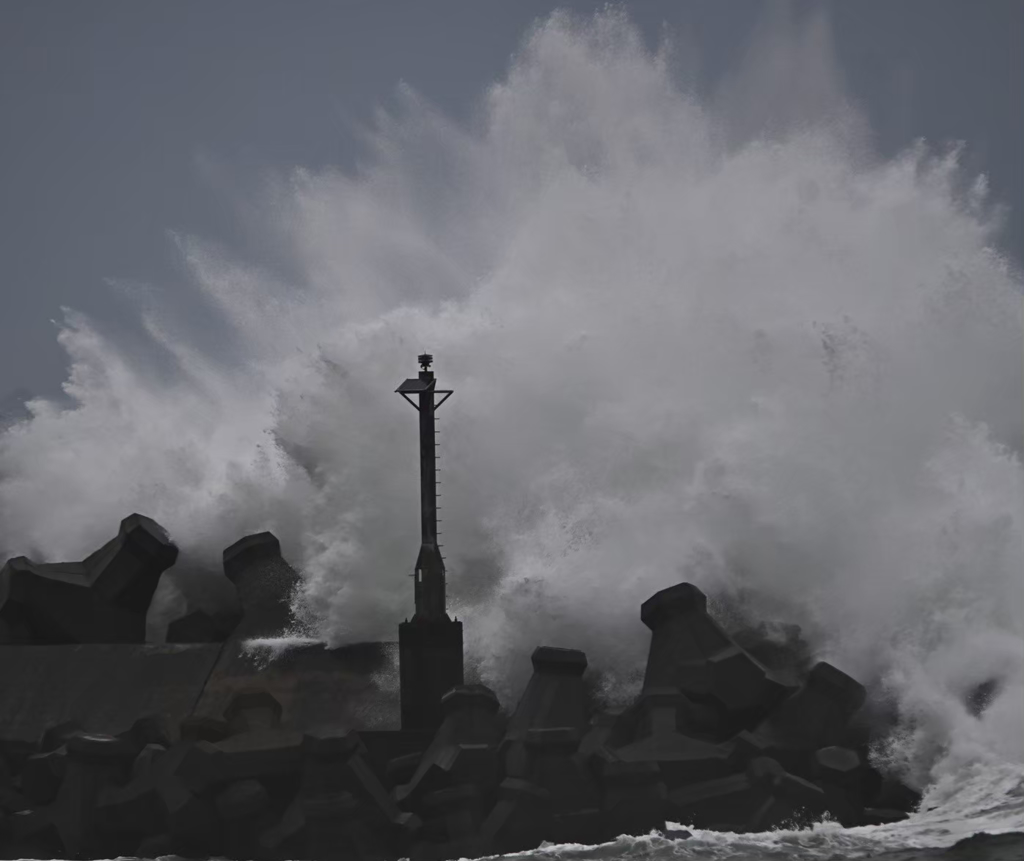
[[0, 9, 1020, 791]]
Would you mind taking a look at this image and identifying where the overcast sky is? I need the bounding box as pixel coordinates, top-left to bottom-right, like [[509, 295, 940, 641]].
[[1, 0, 1021, 401]]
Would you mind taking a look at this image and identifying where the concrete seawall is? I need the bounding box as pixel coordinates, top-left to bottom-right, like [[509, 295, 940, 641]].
[[0, 640, 400, 749]]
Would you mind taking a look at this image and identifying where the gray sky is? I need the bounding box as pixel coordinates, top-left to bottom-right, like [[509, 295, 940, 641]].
[[1, 0, 1021, 401]]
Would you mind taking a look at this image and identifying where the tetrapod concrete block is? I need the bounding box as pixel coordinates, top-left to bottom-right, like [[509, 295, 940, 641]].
[[300, 730, 407, 834], [522, 727, 599, 815], [612, 689, 734, 788], [0, 514, 177, 644], [599, 760, 667, 839], [478, 778, 552, 855], [224, 689, 284, 734], [395, 685, 503, 808], [49, 733, 138, 856], [221, 532, 298, 640], [507, 647, 589, 737], [753, 661, 867, 768], [20, 747, 67, 805], [640, 584, 787, 726]]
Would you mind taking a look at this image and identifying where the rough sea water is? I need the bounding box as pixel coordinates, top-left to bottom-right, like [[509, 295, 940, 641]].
[[0, 8, 1021, 861]]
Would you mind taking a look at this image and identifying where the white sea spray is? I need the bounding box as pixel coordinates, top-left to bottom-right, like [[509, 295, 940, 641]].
[[0, 8, 1020, 835]]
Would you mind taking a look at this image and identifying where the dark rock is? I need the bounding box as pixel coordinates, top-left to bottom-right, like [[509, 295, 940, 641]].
[[224, 688, 284, 733], [0, 513, 177, 644]]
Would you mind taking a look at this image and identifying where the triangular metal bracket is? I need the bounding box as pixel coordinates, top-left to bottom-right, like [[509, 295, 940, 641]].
[[434, 390, 453, 410]]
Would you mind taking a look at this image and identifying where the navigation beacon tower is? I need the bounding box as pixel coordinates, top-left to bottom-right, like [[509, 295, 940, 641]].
[[395, 353, 464, 730]]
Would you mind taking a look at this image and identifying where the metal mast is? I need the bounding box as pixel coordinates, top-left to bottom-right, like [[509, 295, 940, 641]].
[[395, 353, 453, 621]]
